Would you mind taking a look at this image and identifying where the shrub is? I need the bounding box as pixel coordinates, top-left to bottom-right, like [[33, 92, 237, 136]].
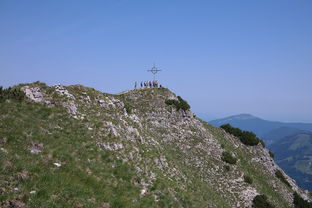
[[165, 99, 174, 105], [244, 175, 253, 184], [240, 131, 260, 146], [220, 124, 242, 137], [294, 192, 312, 208], [220, 124, 264, 146], [269, 151, 275, 159], [252, 195, 275, 208], [275, 169, 291, 187], [224, 165, 230, 172], [124, 102, 133, 114], [0, 86, 25, 103], [165, 96, 190, 111], [221, 151, 237, 165], [176, 96, 190, 111]]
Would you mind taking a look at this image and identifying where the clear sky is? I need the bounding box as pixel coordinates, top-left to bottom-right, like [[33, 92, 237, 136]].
[[1, 0, 312, 122]]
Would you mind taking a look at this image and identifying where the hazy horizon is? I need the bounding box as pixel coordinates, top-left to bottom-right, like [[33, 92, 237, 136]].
[[1, 1, 312, 123]]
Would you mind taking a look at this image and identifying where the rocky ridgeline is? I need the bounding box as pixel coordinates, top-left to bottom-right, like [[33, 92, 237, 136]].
[[6, 82, 310, 207]]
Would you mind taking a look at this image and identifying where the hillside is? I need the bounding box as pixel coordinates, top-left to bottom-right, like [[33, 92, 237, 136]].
[[270, 132, 312, 191], [209, 114, 312, 193], [262, 127, 305, 144], [0, 82, 311, 208]]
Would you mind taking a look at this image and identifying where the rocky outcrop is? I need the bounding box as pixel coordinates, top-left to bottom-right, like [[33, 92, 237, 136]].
[[21, 86, 49, 104]]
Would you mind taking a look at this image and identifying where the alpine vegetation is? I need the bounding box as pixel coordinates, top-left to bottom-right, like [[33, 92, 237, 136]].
[[0, 82, 311, 208]]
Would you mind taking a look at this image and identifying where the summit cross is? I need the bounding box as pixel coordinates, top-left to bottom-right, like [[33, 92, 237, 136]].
[[147, 65, 162, 81]]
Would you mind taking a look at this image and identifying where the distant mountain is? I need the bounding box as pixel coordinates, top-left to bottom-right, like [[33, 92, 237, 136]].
[[262, 126, 304, 144], [209, 114, 312, 144], [270, 132, 312, 191]]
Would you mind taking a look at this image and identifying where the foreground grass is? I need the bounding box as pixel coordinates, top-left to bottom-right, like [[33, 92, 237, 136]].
[[0, 101, 150, 207]]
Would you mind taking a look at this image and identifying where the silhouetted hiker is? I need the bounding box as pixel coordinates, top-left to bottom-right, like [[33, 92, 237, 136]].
[[134, 82, 137, 89], [140, 82, 143, 88], [149, 81, 152, 88]]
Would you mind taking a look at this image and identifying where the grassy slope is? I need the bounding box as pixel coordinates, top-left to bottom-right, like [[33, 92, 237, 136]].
[[0, 101, 148, 207], [0, 84, 304, 207], [0, 96, 227, 207]]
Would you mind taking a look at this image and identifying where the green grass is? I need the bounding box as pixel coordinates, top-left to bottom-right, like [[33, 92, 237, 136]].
[[0, 101, 148, 207]]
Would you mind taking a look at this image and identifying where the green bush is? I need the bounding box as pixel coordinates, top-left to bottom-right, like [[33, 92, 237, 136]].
[[220, 124, 242, 137], [253, 195, 275, 208], [0, 86, 25, 103], [220, 124, 264, 146], [221, 151, 237, 165], [165, 96, 190, 111], [165, 99, 176, 106], [224, 165, 230, 172], [275, 169, 291, 187], [269, 151, 275, 159], [244, 175, 253, 184], [294, 192, 312, 208], [177, 96, 190, 111], [124, 102, 133, 114], [240, 131, 260, 146]]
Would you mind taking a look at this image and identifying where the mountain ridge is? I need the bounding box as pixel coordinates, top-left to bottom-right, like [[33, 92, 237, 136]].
[[0, 82, 311, 207]]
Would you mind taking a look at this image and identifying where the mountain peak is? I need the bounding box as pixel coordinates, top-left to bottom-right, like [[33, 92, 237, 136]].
[[209, 114, 260, 126], [0, 82, 311, 207], [228, 114, 259, 120]]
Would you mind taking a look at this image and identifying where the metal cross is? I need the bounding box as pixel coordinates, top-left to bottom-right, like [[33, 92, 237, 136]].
[[147, 64, 162, 81]]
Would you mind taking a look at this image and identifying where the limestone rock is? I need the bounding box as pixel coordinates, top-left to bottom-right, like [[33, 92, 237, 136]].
[[29, 142, 43, 154], [53, 84, 75, 99], [21, 86, 44, 103]]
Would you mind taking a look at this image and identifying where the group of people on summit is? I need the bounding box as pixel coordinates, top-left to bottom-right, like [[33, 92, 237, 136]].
[[134, 80, 162, 89]]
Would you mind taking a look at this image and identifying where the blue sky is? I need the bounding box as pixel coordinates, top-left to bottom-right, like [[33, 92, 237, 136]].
[[1, 0, 312, 122]]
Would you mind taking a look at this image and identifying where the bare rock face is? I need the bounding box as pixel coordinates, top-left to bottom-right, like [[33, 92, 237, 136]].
[[62, 100, 78, 115], [53, 84, 75, 100], [21, 86, 45, 103], [52, 84, 82, 118], [97, 97, 124, 110], [97, 142, 124, 151]]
